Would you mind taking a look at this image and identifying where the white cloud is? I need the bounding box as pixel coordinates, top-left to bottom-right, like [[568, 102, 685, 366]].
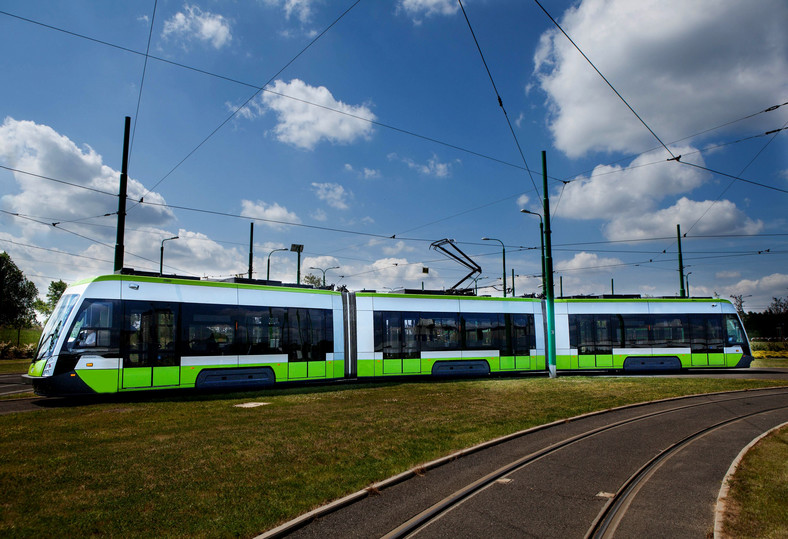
[[344, 163, 381, 180], [0, 117, 172, 242], [262, 0, 317, 23], [311, 182, 350, 210], [554, 147, 762, 240], [162, 4, 232, 49], [603, 197, 763, 241], [382, 240, 415, 256], [240, 199, 301, 229], [533, 0, 788, 157], [398, 0, 459, 23], [388, 152, 456, 178], [311, 208, 327, 222], [516, 194, 530, 208], [257, 79, 376, 149], [557, 252, 623, 273]]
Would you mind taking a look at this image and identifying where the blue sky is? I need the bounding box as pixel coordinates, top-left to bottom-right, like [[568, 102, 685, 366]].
[[0, 0, 786, 311]]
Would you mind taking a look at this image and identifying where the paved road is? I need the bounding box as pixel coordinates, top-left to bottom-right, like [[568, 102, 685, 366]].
[[0, 373, 32, 397], [271, 387, 788, 538]]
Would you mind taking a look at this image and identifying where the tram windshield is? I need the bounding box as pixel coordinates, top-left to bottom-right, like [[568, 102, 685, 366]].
[[35, 294, 79, 361]]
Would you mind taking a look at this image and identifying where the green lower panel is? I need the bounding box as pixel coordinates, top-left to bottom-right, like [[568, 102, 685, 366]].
[[403, 358, 420, 373], [595, 354, 613, 368], [308, 361, 326, 378], [122, 367, 151, 388], [515, 356, 530, 370], [288, 362, 307, 379], [708, 353, 725, 366], [725, 353, 742, 367], [556, 355, 573, 370], [578, 354, 595, 368], [499, 356, 515, 371], [535, 355, 546, 370], [357, 359, 375, 377], [77, 369, 119, 393], [383, 359, 402, 374], [691, 353, 708, 366], [153, 366, 180, 386]]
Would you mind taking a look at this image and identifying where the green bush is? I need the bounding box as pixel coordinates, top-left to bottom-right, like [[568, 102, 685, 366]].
[[750, 340, 788, 352], [0, 342, 36, 360]]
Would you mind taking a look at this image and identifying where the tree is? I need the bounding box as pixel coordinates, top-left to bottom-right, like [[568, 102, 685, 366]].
[[34, 279, 68, 320], [0, 252, 39, 329], [302, 273, 323, 288], [729, 294, 745, 318]]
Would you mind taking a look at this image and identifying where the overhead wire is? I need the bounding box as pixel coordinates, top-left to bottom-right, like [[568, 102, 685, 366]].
[[457, 0, 539, 196], [128, 0, 158, 163]]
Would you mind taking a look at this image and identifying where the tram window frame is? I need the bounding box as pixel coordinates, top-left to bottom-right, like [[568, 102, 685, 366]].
[[123, 301, 179, 368], [723, 314, 746, 346], [511, 314, 535, 355], [418, 312, 460, 352], [64, 299, 121, 356], [621, 314, 651, 348], [651, 314, 689, 348], [181, 303, 237, 356], [462, 313, 506, 352]]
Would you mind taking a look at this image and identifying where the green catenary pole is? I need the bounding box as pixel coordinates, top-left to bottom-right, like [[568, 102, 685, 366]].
[[542, 151, 557, 378]]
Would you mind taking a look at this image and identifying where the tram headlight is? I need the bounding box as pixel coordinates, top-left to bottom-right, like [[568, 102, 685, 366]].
[[42, 358, 56, 377]]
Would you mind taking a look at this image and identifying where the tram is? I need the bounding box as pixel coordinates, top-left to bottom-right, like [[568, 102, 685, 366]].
[[23, 271, 752, 396]]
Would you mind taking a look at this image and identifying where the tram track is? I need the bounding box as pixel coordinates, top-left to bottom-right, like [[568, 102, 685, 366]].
[[276, 387, 788, 538]]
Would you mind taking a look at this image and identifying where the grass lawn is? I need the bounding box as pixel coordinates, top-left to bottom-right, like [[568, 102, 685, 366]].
[[722, 425, 788, 538], [0, 327, 41, 347], [1, 376, 785, 538], [0, 359, 31, 375]]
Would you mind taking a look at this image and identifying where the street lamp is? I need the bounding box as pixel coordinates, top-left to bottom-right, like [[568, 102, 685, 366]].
[[309, 266, 339, 287], [482, 237, 506, 297], [159, 236, 178, 275], [686, 272, 692, 297], [521, 209, 545, 295], [266, 248, 287, 280], [290, 244, 304, 284]]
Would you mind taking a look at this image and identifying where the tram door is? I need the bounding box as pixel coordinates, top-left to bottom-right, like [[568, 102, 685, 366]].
[[689, 314, 725, 367], [122, 302, 181, 389], [575, 315, 616, 368]]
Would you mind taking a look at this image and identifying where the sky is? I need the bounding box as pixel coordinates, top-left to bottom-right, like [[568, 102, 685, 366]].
[[0, 0, 786, 312]]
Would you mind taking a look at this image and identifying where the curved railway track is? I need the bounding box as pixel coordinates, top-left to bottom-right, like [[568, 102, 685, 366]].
[[271, 387, 788, 538]]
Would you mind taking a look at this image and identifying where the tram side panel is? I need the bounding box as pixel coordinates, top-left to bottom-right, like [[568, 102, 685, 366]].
[[356, 293, 546, 379]]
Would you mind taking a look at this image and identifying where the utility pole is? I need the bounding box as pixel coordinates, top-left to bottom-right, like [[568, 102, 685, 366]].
[[677, 224, 686, 298], [543, 151, 556, 378], [248, 222, 254, 279], [114, 116, 131, 272]]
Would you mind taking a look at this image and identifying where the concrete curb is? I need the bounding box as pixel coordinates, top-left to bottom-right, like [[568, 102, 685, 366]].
[[713, 420, 788, 538]]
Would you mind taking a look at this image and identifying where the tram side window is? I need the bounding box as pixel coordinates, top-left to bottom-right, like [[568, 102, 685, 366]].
[[463, 313, 506, 351], [689, 314, 724, 353], [652, 314, 689, 348], [240, 307, 285, 355], [621, 315, 651, 348], [376, 311, 403, 358], [283, 308, 333, 362], [123, 302, 178, 367], [511, 314, 535, 355], [724, 314, 746, 346], [65, 299, 120, 354], [418, 313, 460, 352], [181, 303, 236, 356]]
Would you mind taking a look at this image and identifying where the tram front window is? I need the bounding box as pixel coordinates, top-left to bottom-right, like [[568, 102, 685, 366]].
[[35, 294, 79, 361]]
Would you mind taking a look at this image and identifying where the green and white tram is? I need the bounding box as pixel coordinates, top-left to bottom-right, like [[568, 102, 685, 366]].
[[24, 272, 753, 397]]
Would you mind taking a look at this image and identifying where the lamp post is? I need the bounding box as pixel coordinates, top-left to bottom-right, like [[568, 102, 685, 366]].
[[159, 236, 178, 275], [309, 266, 339, 287], [482, 237, 506, 297], [290, 244, 304, 284], [686, 272, 692, 297], [266, 248, 287, 280], [521, 209, 545, 295]]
